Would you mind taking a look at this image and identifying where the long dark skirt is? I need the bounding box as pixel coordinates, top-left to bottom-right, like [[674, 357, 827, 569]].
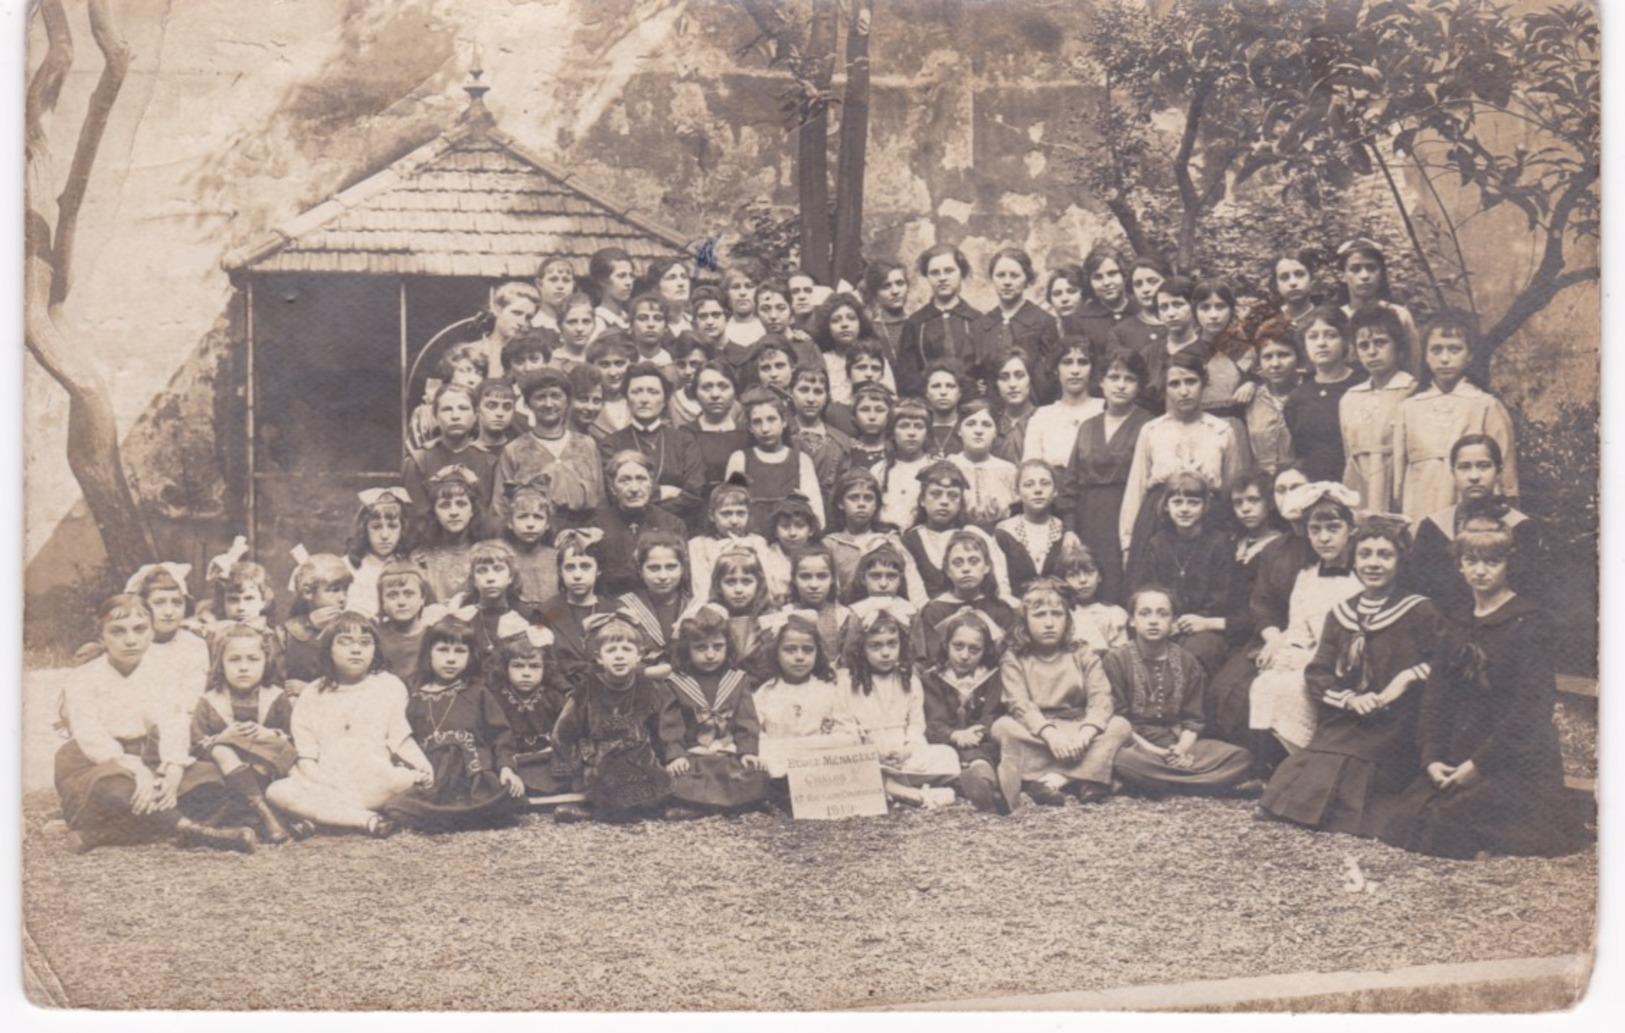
[[668, 753, 770, 808], [1378, 762, 1592, 859], [1074, 482, 1131, 605], [513, 748, 572, 796], [55, 738, 226, 846]]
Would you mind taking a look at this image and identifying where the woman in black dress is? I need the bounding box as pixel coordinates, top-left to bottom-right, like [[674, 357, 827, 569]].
[[1059, 347, 1152, 605]]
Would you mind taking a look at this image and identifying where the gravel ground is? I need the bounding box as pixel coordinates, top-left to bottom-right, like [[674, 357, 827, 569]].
[[1555, 698, 1598, 779], [21, 790, 1596, 1012]]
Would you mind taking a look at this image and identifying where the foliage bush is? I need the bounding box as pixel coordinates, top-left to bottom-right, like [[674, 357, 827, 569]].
[[1512, 400, 1599, 675]]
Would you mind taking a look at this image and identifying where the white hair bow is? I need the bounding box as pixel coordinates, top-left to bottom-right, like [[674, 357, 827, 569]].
[[124, 562, 193, 596], [757, 608, 821, 637], [358, 487, 411, 508], [1279, 481, 1362, 523], [931, 604, 1006, 646], [850, 595, 918, 631]]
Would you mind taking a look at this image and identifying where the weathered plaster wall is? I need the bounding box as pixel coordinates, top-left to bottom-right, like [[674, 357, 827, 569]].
[[25, 0, 1599, 594]]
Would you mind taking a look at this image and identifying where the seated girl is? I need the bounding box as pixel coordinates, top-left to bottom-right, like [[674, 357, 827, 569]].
[[122, 562, 210, 716], [689, 481, 775, 607], [1247, 482, 1362, 757], [191, 623, 303, 845], [706, 545, 774, 680], [779, 544, 854, 663], [919, 608, 1006, 813], [1104, 586, 1252, 794], [615, 530, 693, 674], [994, 459, 1083, 596], [488, 628, 571, 797], [1058, 541, 1128, 658], [56, 595, 251, 854], [501, 482, 557, 618], [659, 604, 771, 818], [266, 613, 435, 839], [951, 400, 1018, 529], [1260, 519, 1437, 834], [279, 552, 354, 692], [535, 529, 619, 688], [550, 613, 674, 823], [382, 616, 524, 831], [725, 387, 825, 537], [446, 539, 534, 660], [761, 493, 823, 606], [992, 579, 1133, 809], [901, 460, 1014, 604], [912, 529, 1017, 668], [374, 560, 446, 678], [1378, 519, 1591, 859], [837, 599, 962, 808], [751, 609, 856, 781], [410, 465, 483, 606]]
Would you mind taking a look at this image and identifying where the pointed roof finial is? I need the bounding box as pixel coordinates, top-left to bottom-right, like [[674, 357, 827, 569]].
[[459, 43, 495, 129]]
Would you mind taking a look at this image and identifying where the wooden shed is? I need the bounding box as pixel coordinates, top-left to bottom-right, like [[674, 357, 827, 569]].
[[222, 76, 691, 564]]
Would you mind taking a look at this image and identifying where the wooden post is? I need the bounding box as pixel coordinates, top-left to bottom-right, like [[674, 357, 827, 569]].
[[399, 279, 410, 458], [244, 279, 257, 551]]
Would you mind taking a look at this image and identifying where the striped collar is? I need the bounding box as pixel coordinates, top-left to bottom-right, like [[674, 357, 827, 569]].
[[666, 669, 746, 713], [1329, 593, 1429, 632]]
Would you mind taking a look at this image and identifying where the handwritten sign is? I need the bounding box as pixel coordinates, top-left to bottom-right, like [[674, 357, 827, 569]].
[[783, 741, 888, 820]]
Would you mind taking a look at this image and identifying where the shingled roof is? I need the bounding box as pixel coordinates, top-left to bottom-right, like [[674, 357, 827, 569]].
[[223, 82, 692, 277]]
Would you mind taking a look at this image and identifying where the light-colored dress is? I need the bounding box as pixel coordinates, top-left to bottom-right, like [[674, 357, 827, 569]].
[[266, 672, 422, 827], [1340, 370, 1415, 516], [824, 350, 898, 406], [1248, 565, 1362, 750], [950, 453, 1019, 524], [1024, 398, 1106, 468], [873, 454, 933, 532], [344, 553, 391, 617], [835, 671, 960, 782], [1392, 382, 1518, 521], [992, 645, 1133, 805], [143, 631, 211, 719], [1072, 602, 1129, 657], [753, 676, 858, 777], [1119, 413, 1247, 553]]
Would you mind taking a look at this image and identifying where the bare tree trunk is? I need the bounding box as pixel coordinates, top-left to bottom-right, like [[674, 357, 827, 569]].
[[797, 2, 837, 282], [831, 0, 873, 286], [1172, 77, 1211, 269], [25, 0, 156, 574]]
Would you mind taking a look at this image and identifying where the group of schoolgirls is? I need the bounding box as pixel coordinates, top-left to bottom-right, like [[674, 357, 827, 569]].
[[52, 236, 1588, 861]]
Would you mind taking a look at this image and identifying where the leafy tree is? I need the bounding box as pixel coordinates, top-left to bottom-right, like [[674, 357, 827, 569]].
[[1266, 0, 1599, 363]]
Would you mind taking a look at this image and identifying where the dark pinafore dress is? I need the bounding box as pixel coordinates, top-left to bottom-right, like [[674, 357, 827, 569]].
[[742, 448, 801, 537]]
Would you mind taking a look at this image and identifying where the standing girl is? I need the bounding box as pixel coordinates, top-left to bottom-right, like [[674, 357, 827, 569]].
[[1109, 252, 1172, 357], [1260, 519, 1437, 834], [725, 387, 825, 536], [864, 259, 911, 360], [1104, 587, 1253, 793], [586, 333, 636, 436], [532, 255, 579, 339], [874, 398, 933, 531], [708, 545, 774, 676], [374, 559, 442, 678], [191, 624, 301, 844], [1060, 348, 1153, 604], [837, 602, 963, 807], [919, 609, 1006, 811], [279, 553, 354, 690], [343, 487, 412, 617], [1191, 279, 1249, 413], [1064, 244, 1133, 362], [1138, 275, 1207, 413], [789, 365, 856, 501], [1243, 321, 1300, 475], [762, 494, 822, 606], [992, 579, 1133, 808], [1042, 265, 1086, 325], [970, 247, 1061, 401], [403, 383, 496, 526], [1058, 541, 1128, 658], [1341, 304, 1418, 515], [686, 361, 750, 495], [411, 465, 483, 605], [266, 614, 435, 838], [839, 380, 895, 475], [722, 260, 768, 356], [1393, 313, 1517, 522], [896, 243, 980, 398], [549, 613, 673, 822], [448, 540, 532, 660], [659, 604, 770, 815], [1284, 305, 1364, 483], [123, 562, 211, 711], [1023, 338, 1103, 468], [587, 247, 637, 341], [990, 350, 1037, 464], [551, 292, 598, 370], [384, 617, 524, 830], [951, 400, 1018, 528], [921, 360, 968, 458], [994, 459, 1083, 596]]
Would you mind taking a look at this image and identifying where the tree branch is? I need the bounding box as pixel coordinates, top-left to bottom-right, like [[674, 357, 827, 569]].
[[52, 0, 132, 306], [1173, 77, 1211, 266], [24, 0, 72, 154]]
